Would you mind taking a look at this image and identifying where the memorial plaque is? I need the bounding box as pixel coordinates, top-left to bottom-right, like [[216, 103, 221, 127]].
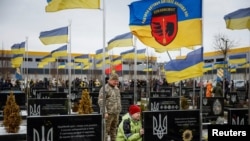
[[198, 97, 224, 120], [150, 91, 172, 98], [37, 92, 67, 99], [236, 89, 247, 103], [158, 87, 172, 93], [149, 97, 180, 111], [226, 108, 248, 125], [229, 92, 239, 105], [121, 92, 134, 114], [28, 98, 69, 116], [143, 110, 200, 141], [27, 114, 102, 141], [34, 90, 56, 98]]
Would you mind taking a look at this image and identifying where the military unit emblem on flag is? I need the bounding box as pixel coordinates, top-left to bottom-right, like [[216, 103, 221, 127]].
[[151, 7, 177, 46]]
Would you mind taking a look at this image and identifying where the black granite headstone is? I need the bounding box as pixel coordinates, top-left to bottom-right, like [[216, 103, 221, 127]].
[[198, 97, 224, 121], [27, 114, 102, 141], [149, 97, 180, 111], [143, 110, 200, 141], [28, 98, 69, 116], [226, 108, 248, 125]]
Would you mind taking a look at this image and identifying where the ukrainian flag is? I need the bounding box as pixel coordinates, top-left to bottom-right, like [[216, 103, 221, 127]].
[[107, 32, 133, 51], [203, 64, 213, 73], [46, 0, 100, 12], [238, 62, 250, 68], [42, 54, 56, 62], [121, 48, 135, 59], [74, 54, 89, 63], [39, 26, 68, 45], [214, 61, 228, 69], [58, 62, 66, 69], [51, 45, 68, 57], [112, 56, 122, 65], [228, 54, 247, 64], [11, 43, 21, 54], [224, 7, 250, 30], [11, 42, 25, 54], [19, 42, 25, 54], [137, 48, 146, 60], [129, 0, 202, 52], [164, 47, 204, 83], [95, 48, 108, 60]]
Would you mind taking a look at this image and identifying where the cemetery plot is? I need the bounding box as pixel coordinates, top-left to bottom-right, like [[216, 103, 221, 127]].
[[27, 114, 102, 141], [149, 97, 180, 111], [143, 110, 200, 141], [28, 98, 69, 116], [226, 108, 248, 125], [197, 97, 224, 122], [120, 92, 134, 114]]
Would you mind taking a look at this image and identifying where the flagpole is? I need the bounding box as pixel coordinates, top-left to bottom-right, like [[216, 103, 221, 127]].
[[101, 0, 106, 141], [133, 36, 137, 104], [25, 37, 29, 101], [68, 21, 72, 114]]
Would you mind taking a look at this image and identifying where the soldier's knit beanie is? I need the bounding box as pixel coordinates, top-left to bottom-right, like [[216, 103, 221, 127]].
[[129, 105, 141, 115], [109, 73, 119, 80]]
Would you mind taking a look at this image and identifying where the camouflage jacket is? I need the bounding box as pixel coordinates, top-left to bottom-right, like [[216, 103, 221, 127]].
[[98, 83, 122, 114]]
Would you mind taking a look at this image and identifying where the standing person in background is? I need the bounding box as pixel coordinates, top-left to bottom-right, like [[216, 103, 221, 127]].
[[98, 73, 122, 141], [212, 82, 223, 97], [230, 80, 234, 92], [116, 104, 144, 141], [206, 80, 213, 97]]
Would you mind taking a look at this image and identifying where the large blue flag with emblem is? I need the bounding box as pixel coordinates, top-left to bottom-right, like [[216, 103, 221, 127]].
[[129, 0, 202, 52]]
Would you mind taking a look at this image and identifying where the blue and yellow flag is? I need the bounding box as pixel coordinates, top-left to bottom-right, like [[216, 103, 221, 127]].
[[51, 45, 68, 57], [203, 64, 213, 73], [238, 62, 250, 68], [11, 42, 26, 54], [214, 61, 228, 69], [164, 47, 204, 83], [39, 26, 68, 45], [74, 54, 89, 63], [224, 7, 250, 30], [112, 56, 122, 65], [95, 48, 108, 60], [129, 0, 202, 52], [228, 54, 247, 64], [46, 0, 100, 12], [42, 54, 56, 62], [121, 48, 135, 59], [107, 32, 133, 51]]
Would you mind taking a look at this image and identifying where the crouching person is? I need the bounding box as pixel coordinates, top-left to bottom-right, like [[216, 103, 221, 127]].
[[116, 105, 144, 141]]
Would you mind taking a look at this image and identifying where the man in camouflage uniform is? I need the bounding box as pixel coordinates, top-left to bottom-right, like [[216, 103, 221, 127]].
[[98, 73, 122, 141]]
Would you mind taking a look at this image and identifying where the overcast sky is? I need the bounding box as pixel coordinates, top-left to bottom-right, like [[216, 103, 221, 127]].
[[0, 0, 249, 62]]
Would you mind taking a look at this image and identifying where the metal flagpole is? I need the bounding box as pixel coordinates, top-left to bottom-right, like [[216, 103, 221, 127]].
[[67, 21, 72, 114], [101, 0, 106, 141], [133, 36, 137, 104]]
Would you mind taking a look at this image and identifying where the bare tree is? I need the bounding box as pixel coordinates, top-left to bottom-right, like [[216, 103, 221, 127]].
[[213, 33, 238, 62], [212, 33, 238, 98]]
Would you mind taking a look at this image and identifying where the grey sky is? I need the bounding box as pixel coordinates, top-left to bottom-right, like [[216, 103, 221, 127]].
[[0, 0, 249, 62]]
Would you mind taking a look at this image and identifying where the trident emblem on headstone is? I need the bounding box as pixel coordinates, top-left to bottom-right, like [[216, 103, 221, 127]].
[[33, 126, 53, 141], [153, 114, 168, 139], [30, 104, 41, 116]]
